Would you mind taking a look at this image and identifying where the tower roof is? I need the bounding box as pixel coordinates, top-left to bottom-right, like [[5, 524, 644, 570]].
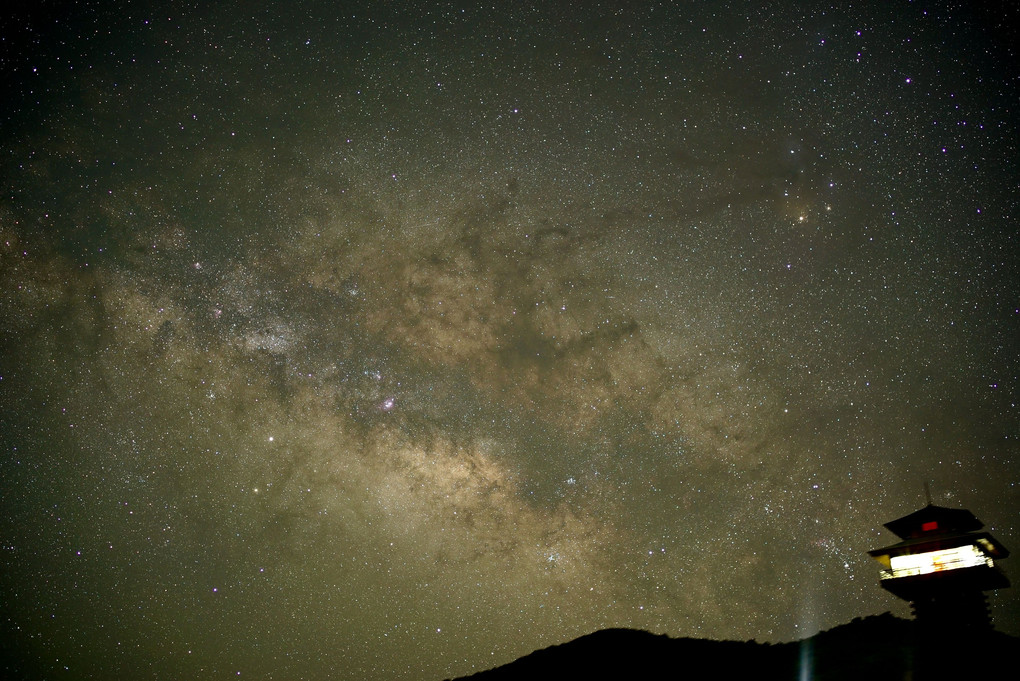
[[883, 503, 983, 540]]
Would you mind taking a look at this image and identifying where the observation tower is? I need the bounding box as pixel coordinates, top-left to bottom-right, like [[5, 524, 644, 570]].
[[868, 500, 1009, 635]]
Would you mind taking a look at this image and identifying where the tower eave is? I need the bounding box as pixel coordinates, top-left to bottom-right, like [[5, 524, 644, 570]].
[[868, 531, 1009, 559], [883, 504, 984, 539]]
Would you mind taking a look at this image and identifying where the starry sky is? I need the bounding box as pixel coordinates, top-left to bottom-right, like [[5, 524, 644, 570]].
[[1, 1, 1018, 679]]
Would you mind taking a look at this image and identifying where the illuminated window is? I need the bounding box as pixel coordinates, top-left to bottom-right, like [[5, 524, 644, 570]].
[[885, 544, 991, 578], [921, 521, 939, 532]]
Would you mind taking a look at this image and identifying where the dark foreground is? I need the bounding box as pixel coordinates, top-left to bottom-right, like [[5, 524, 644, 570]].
[[445, 613, 1017, 680]]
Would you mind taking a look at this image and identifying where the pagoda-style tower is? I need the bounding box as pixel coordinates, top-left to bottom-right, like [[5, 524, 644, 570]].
[[868, 502, 1010, 635]]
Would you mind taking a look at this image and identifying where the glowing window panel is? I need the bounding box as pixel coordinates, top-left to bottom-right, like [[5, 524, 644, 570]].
[[885, 544, 991, 579]]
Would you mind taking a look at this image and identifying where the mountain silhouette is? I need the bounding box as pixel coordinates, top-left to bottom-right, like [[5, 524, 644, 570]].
[[444, 613, 1017, 680]]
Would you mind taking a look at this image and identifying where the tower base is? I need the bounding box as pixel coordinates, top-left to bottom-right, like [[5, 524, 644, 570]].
[[910, 590, 991, 639]]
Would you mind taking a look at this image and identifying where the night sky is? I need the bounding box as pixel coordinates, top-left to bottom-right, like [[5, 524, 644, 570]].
[[2, 1, 1018, 679]]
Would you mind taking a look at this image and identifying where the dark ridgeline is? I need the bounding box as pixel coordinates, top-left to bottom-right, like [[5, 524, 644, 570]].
[[443, 614, 1018, 680], [445, 501, 1016, 680]]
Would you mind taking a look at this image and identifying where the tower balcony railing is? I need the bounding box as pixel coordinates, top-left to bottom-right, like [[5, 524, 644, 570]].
[[880, 552, 994, 580]]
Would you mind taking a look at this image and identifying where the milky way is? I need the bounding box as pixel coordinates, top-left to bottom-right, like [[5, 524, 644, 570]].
[[2, 2, 1018, 679]]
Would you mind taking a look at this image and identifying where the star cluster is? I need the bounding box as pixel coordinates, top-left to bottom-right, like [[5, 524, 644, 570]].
[[2, 2, 1018, 679]]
